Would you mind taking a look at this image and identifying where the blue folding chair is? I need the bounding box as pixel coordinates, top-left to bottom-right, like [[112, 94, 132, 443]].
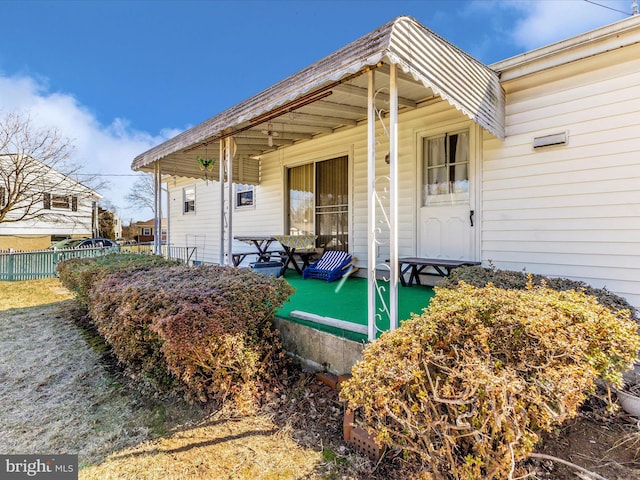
[[302, 250, 354, 283]]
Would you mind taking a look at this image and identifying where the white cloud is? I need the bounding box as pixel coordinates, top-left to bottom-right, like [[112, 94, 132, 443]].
[[508, 0, 630, 50], [0, 74, 182, 222]]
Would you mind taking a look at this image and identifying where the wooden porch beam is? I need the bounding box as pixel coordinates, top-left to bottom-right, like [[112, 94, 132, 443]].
[[302, 99, 368, 118], [238, 130, 314, 140], [279, 111, 358, 127], [335, 83, 417, 109]]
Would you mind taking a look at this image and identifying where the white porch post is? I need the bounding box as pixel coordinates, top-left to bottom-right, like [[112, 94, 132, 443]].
[[367, 69, 377, 341], [225, 137, 234, 266], [165, 182, 170, 258], [219, 141, 226, 265], [153, 162, 162, 256], [389, 63, 399, 330]]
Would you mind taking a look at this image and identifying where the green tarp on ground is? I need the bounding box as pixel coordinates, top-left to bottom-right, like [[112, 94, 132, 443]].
[[276, 270, 435, 342]]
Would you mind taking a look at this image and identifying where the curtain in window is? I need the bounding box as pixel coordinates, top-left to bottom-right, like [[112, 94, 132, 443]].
[[423, 131, 469, 205], [426, 136, 447, 196], [453, 132, 469, 193], [288, 164, 314, 236], [316, 156, 348, 251]]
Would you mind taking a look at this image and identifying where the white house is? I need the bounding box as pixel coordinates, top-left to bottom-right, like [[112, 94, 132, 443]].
[[133, 15, 640, 333], [0, 155, 101, 250]]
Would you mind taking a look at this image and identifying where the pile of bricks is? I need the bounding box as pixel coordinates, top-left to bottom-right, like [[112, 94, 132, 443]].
[[316, 372, 383, 462]]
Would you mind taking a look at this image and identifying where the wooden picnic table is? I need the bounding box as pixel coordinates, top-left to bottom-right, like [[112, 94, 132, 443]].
[[232, 235, 318, 274], [233, 236, 279, 266], [273, 235, 318, 275], [397, 257, 481, 286]]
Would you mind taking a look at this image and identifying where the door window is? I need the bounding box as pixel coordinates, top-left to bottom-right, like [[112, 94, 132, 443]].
[[423, 130, 469, 206]]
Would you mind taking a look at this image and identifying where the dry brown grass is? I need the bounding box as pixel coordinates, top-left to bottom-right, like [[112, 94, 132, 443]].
[[81, 414, 322, 480], [0, 279, 365, 479], [0, 277, 73, 310], [0, 300, 167, 465]]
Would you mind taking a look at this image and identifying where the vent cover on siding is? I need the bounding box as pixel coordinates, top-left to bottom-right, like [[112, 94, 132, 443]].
[[533, 132, 568, 149]]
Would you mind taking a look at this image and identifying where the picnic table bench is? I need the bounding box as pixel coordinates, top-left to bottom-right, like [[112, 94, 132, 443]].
[[232, 235, 319, 274], [397, 257, 481, 286]]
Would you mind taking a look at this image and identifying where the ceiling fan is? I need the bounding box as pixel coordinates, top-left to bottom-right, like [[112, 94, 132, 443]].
[[261, 122, 279, 147]]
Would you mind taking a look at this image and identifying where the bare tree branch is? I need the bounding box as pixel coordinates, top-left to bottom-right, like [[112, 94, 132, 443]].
[[0, 111, 104, 227], [124, 173, 155, 215]]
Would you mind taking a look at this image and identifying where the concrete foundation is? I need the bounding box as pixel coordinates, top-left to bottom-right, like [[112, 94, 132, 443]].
[[272, 317, 366, 375]]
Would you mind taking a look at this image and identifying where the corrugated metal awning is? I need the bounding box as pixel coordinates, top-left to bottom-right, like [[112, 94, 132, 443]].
[[132, 16, 504, 180]]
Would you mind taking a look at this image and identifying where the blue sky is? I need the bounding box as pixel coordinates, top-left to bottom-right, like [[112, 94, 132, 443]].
[[0, 0, 633, 221]]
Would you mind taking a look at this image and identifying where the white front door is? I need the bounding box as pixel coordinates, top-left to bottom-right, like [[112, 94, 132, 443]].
[[418, 128, 475, 260]]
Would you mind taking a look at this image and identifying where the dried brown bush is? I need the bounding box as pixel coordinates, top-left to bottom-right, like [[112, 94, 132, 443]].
[[57, 253, 180, 309], [88, 264, 294, 409], [340, 282, 640, 479], [441, 264, 637, 319]]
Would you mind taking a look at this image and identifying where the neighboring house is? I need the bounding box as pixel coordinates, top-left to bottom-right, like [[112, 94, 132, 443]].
[[112, 213, 123, 240], [132, 218, 167, 243], [0, 155, 101, 250], [132, 15, 640, 332]]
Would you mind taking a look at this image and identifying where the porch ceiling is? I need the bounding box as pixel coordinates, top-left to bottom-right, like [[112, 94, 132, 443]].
[[132, 16, 504, 182]]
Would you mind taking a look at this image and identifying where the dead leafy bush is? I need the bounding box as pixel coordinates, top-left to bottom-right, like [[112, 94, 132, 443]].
[[57, 253, 180, 309], [340, 282, 640, 479], [89, 265, 294, 409], [441, 265, 637, 319]]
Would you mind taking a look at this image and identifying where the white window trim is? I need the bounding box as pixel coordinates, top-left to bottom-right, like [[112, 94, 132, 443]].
[[421, 128, 470, 207], [183, 186, 195, 214], [234, 184, 255, 210]]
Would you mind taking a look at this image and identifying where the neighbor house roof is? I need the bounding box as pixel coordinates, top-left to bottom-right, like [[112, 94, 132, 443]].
[[132, 16, 504, 180]]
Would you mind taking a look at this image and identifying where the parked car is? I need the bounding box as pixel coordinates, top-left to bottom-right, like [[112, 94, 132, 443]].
[[49, 238, 120, 250]]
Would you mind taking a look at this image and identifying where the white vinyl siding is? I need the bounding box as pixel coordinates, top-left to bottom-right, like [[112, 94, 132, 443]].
[[482, 45, 640, 307], [166, 98, 469, 268], [0, 161, 96, 238]]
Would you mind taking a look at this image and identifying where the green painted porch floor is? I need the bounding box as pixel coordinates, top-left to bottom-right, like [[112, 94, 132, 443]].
[[276, 270, 435, 342]]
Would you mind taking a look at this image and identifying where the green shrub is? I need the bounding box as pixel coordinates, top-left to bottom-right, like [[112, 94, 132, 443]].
[[57, 253, 180, 309], [89, 264, 294, 408], [340, 282, 640, 479], [441, 265, 637, 318]]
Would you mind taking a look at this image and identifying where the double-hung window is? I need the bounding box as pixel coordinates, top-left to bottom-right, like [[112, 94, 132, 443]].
[[183, 187, 195, 213]]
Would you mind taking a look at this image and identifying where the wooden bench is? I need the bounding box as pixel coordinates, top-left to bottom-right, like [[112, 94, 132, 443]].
[[397, 257, 481, 286]]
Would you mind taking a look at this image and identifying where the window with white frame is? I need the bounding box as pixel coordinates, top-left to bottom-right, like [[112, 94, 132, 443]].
[[142, 227, 152, 236], [183, 186, 195, 213], [422, 130, 469, 206], [235, 184, 255, 209]]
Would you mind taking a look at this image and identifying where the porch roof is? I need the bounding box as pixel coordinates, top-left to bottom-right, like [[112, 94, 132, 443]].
[[132, 16, 504, 181]]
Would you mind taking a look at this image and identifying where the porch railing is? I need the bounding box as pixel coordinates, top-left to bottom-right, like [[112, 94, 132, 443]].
[[120, 244, 198, 265], [166, 246, 198, 264]]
